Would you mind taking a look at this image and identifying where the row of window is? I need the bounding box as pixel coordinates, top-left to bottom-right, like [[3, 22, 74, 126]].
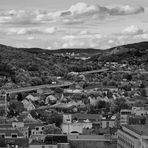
[[0, 133, 18, 138], [118, 136, 134, 148]]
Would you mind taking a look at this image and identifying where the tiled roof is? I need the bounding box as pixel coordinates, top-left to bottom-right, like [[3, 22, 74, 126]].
[[124, 125, 148, 136]]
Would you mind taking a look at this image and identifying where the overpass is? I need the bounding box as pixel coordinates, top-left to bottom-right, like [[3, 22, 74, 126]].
[[5, 82, 73, 94]]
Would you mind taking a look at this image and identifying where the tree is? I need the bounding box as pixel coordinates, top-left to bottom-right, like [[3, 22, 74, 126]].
[[8, 102, 25, 117], [96, 100, 106, 109], [17, 93, 23, 101], [113, 98, 130, 113], [47, 112, 63, 127], [43, 124, 62, 134], [0, 137, 6, 147]]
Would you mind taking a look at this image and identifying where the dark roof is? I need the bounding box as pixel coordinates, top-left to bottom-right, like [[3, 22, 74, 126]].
[[72, 113, 101, 121], [124, 125, 148, 136]]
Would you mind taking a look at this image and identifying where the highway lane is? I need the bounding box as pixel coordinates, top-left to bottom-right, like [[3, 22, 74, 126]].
[[6, 82, 73, 94]]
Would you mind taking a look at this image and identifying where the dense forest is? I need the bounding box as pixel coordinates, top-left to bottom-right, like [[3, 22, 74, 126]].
[[0, 44, 99, 89]]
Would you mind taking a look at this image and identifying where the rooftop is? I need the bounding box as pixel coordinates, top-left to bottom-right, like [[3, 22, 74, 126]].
[[125, 125, 148, 136], [72, 113, 101, 121]]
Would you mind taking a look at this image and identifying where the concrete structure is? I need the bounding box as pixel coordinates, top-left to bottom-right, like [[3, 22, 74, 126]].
[[117, 125, 148, 148]]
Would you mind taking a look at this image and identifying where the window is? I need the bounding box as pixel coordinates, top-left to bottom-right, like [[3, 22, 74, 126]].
[[0, 134, 5, 138], [36, 127, 39, 130], [11, 134, 17, 138]]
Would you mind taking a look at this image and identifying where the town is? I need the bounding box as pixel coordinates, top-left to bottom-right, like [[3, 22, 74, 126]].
[[0, 58, 148, 148]]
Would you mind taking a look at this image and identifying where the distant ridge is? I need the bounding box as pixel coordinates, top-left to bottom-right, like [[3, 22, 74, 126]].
[[91, 41, 148, 64]]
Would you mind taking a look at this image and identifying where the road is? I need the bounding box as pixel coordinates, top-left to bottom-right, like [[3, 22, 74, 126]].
[[79, 68, 109, 75], [6, 82, 73, 94]]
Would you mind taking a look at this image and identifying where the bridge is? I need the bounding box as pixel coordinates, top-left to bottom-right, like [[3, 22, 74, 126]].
[[5, 82, 73, 94]]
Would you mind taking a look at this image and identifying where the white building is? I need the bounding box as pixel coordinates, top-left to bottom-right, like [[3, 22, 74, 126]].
[[117, 125, 148, 148], [61, 122, 92, 134]]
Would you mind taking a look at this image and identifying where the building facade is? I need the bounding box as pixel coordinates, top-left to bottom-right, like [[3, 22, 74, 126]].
[[117, 125, 148, 148]]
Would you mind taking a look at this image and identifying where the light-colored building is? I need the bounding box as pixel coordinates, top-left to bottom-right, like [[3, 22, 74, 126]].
[[62, 122, 92, 134], [117, 125, 148, 148], [63, 114, 72, 124]]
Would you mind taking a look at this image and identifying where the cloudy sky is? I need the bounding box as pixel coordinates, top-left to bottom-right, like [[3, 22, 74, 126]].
[[0, 0, 148, 49]]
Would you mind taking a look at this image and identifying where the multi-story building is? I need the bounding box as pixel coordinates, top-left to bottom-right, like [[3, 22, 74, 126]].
[[120, 109, 132, 125], [117, 125, 148, 148], [62, 114, 100, 134]]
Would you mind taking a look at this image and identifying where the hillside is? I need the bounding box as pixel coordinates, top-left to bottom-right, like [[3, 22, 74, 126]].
[[91, 41, 148, 65], [0, 44, 100, 89], [0, 41, 148, 89]]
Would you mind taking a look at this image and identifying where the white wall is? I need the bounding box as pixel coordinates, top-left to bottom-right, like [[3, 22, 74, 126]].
[[63, 114, 72, 124]]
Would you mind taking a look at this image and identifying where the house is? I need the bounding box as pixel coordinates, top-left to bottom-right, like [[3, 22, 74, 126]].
[[101, 116, 116, 128], [0, 121, 45, 138], [22, 99, 35, 111], [0, 127, 29, 148], [117, 125, 148, 148], [45, 95, 57, 105]]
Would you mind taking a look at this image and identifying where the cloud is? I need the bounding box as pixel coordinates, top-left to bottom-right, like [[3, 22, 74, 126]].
[[108, 5, 144, 15], [6, 27, 57, 35], [0, 3, 144, 25], [122, 25, 144, 35], [61, 3, 144, 19]]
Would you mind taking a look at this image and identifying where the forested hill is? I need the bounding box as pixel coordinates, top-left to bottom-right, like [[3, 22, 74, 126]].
[[0, 44, 100, 89], [91, 41, 148, 64], [0, 41, 148, 89]]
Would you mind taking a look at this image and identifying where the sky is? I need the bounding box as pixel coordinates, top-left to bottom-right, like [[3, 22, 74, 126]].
[[0, 0, 148, 49]]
